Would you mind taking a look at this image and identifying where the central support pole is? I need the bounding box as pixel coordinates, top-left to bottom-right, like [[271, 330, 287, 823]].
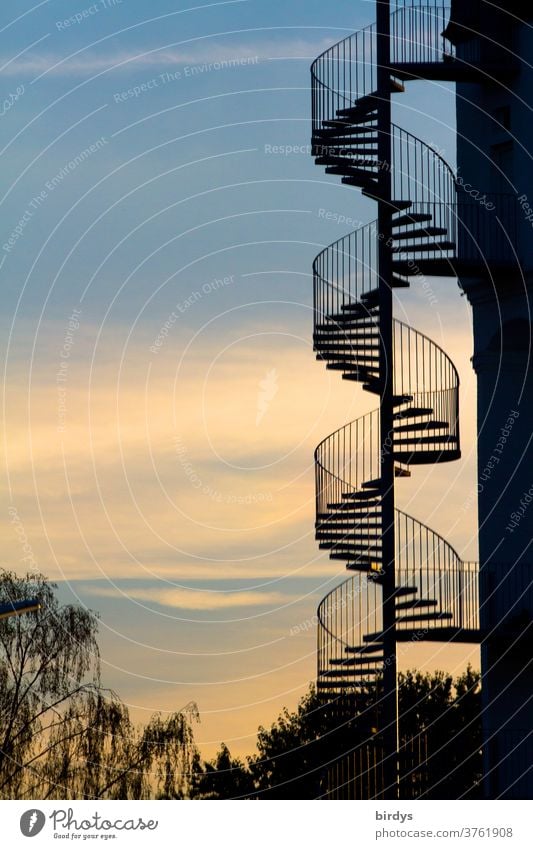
[[376, 0, 399, 800]]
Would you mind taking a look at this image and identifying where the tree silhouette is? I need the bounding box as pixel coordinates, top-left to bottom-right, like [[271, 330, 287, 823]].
[[0, 572, 197, 799], [193, 671, 482, 799]]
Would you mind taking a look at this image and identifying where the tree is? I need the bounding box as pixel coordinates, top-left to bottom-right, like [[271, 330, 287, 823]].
[[0, 571, 197, 799], [193, 671, 482, 799], [190, 744, 255, 799], [398, 667, 482, 799]]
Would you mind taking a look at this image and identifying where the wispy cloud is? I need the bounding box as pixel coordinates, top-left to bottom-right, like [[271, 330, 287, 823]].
[[2, 38, 334, 78], [83, 584, 288, 610]]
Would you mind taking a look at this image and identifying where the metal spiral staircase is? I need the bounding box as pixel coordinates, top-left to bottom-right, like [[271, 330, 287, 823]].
[[307, 0, 518, 799]]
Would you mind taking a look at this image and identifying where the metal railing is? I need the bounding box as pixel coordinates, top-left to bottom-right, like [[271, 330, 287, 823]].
[[311, 4, 454, 134], [391, 3, 453, 66], [315, 411, 382, 522], [317, 525, 479, 688], [311, 21, 377, 134]]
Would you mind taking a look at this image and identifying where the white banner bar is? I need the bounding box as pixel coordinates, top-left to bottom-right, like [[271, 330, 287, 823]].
[[0, 800, 530, 848]]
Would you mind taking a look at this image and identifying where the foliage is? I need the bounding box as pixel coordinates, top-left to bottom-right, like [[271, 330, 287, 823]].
[[193, 670, 482, 800], [0, 572, 197, 799]]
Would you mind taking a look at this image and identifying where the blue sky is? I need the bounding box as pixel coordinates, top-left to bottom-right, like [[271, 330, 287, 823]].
[[1, 0, 477, 756]]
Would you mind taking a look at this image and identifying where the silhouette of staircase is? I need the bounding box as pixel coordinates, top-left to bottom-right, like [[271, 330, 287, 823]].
[[308, 0, 498, 799]]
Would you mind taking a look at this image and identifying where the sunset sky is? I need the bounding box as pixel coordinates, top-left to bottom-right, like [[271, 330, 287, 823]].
[[2, 0, 478, 757]]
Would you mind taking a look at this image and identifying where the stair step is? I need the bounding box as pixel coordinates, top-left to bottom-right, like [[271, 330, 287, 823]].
[[392, 259, 456, 276], [392, 212, 433, 227], [336, 306, 379, 319], [361, 378, 382, 392], [315, 333, 379, 344], [314, 124, 378, 138], [315, 519, 381, 534], [336, 102, 379, 120], [393, 394, 414, 406], [317, 681, 376, 689], [323, 310, 379, 325], [393, 240, 456, 254], [317, 355, 379, 368], [317, 343, 379, 353], [330, 552, 382, 562], [364, 632, 384, 643], [360, 290, 379, 307], [345, 643, 384, 655], [317, 155, 376, 168], [394, 448, 461, 464], [363, 192, 412, 211], [395, 599, 438, 610], [321, 539, 382, 551], [326, 367, 379, 379], [321, 117, 377, 129], [393, 227, 448, 241], [341, 175, 379, 188], [326, 352, 379, 362], [394, 586, 419, 598], [315, 325, 380, 337], [336, 82, 404, 118], [393, 407, 433, 420], [394, 420, 448, 434], [317, 146, 378, 157], [392, 275, 411, 288], [393, 435, 458, 446], [317, 532, 381, 543], [328, 666, 382, 675], [322, 667, 381, 676], [396, 612, 453, 623], [324, 503, 382, 513], [320, 312, 379, 325], [362, 478, 381, 489], [330, 656, 384, 666], [359, 469, 410, 487], [346, 560, 384, 571], [342, 489, 380, 501]]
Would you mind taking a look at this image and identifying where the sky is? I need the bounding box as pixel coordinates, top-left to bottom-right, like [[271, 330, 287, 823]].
[[1, 0, 478, 757]]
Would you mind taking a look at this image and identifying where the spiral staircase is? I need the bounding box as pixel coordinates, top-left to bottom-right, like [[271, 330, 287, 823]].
[[309, 1, 518, 799]]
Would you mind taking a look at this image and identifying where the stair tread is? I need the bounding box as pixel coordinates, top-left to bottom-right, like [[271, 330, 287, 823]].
[[314, 125, 378, 138], [394, 449, 461, 464], [394, 420, 449, 433], [392, 213, 433, 227], [316, 521, 382, 530], [393, 394, 414, 406], [331, 553, 382, 562], [393, 407, 434, 420], [341, 175, 379, 188], [393, 435, 458, 446], [363, 193, 412, 210], [321, 117, 377, 129], [345, 645, 384, 655], [321, 668, 381, 677], [395, 599, 438, 610], [396, 611, 453, 623], [315, 146, 378, 157], [393, 227, 448, 241], [392, 240, 456, 254], [392, 259, 456, 276], [342, 490, 380, 500], [336, 81, 404, 118], [324, 503, 382, 512], [317, 156, 377, 168]]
